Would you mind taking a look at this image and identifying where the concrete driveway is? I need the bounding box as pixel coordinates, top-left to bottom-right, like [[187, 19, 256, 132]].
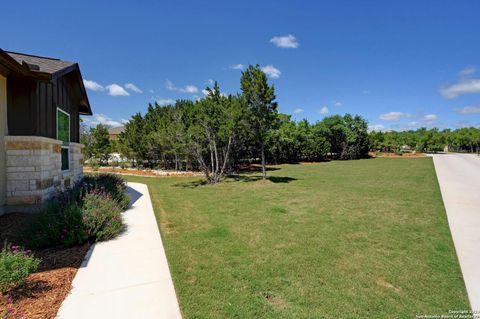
[[430, 153, 480, 311]]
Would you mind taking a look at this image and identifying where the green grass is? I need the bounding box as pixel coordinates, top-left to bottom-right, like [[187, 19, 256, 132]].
[[124, 158, 469, 318]]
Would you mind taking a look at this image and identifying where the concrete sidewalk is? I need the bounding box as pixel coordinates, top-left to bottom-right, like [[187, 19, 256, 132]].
[[430, 153, 480, 311], [56, 182, 182, 319]]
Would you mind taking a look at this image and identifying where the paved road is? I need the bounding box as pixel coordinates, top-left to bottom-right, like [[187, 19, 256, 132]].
[[431, 153, 480, 311], [57, 183, 182, 319]]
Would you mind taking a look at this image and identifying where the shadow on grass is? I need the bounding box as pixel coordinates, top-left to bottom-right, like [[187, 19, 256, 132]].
[[172, 179, 209, 188], [229, 175, 297, 183], [237, 165, 282, 173], [173, 175, 297, 188]]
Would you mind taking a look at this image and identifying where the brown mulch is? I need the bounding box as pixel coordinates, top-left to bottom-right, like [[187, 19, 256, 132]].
[[0, 213, 90, 319], [369, 152, 426, 158], [84, 166, 202, 177]]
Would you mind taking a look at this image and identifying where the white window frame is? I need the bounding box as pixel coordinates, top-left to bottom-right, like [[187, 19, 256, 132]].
[[56, 107, 70, 172]]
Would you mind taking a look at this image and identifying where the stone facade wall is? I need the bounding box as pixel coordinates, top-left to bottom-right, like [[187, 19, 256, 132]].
[[4, 136, 84, 206]]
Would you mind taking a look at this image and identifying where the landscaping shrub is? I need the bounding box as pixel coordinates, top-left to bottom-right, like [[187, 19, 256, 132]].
[[24, 174, 129, 249], [81, 191, 123, 241], [25, 202, 87, 249], [0, 244, 40, 294], [80, 174, 130, 210]]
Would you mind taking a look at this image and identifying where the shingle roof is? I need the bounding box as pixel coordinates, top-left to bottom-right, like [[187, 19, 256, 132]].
[[108, 126, 125, 135], [5, 51, 75, 74]]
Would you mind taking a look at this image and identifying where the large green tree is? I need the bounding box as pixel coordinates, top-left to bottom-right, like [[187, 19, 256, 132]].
[[240, 65, 278, 179], [89, 124, 111, 165], [189, 83, 243, 183]]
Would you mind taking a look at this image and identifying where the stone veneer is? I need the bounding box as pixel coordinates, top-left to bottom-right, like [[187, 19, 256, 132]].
[[4, 136, 84, 206]]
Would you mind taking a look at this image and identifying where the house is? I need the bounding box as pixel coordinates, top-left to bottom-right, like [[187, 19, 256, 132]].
[[108, 126, 125, 141], [0, 49, 92, 212]]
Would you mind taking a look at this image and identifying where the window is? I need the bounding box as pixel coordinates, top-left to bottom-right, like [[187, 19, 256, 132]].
[[57, 108, 70, 171]]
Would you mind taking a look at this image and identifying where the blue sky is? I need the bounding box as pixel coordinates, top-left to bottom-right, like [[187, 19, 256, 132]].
[[1, 0, 480, 131]]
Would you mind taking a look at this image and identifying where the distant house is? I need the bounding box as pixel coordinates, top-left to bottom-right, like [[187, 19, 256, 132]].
[[0, 49, 92, 212], [108, 126, 124, 141]]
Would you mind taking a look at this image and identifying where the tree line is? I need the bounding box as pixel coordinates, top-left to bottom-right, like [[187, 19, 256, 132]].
[[369, 127, 480, 153], [82, 65, 370, 183], [81, 64, 480, 184]]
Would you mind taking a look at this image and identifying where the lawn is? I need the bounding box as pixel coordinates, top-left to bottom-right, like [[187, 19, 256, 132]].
[[124, 158, 469, 318]]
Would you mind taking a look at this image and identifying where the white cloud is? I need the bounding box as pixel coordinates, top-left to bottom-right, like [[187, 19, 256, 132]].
[[156, 98, 176, 106], [206, 79, 215, 85], [105, 84, 130, 96], [362, 90, 370, 94], [459, 66, 476, 77], [125, 83, 142, 93], [165, 80, 198, 94], [441, 67, 480, 98], [440, 79, 480, 99], [453, 120, 480, 129], [423, 114, 438, 123], [184, 85, 198, 93], [379, 111, 409, 121], [390, 121, 421, 131], [83, 80, 104, 91], [368, 124, 386, 132], [86, 114, 122, 127], [319, 106, 329, 114], [230, 64, 245, 70], [270, 34, 299, 48], [202, 88, 227, 97], [261, 65, 281, 79], [455, 105, 480, 114], [293, 108, 304, 114], [334, 102, 343, 107]]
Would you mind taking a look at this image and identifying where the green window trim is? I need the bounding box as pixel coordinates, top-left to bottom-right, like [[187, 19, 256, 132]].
[[57, 108, 70, 145]]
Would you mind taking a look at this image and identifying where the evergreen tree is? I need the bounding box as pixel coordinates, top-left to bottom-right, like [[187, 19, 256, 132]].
[[89, 124, 111, 165], [240, 65, 278, 179]]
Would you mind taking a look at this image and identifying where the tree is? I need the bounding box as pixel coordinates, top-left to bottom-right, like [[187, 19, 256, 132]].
[[80, 122, 92, 160], [118, 113, 148, 166], [89, 124, 111, 165], [188, 83, 243, 183], [240, 65, 278, 179], [322, 114, 369, 159]]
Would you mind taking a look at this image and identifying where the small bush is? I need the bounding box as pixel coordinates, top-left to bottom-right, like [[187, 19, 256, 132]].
[[80, 174, 130, 210], [81, 191, 123, 241], [24, 174, 129, 249], [25, 203, 87, 249], [0, 244, 40, 294]]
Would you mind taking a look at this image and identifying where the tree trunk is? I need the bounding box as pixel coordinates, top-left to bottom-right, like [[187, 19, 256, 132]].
[[261, 142, 266, 180]]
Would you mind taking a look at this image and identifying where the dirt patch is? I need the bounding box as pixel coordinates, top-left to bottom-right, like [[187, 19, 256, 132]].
[[376, 278, 402, 293], [263, 292, 288, 310], [0, 213, 90, 319], [84, 167, 203, 177], [158, 207, 177, 235], [369, 152, 426, 158]]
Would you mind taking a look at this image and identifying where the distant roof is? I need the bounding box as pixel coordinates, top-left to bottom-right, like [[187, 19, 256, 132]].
[[108, 126, 125, 135], [5, 51, 75, 74]]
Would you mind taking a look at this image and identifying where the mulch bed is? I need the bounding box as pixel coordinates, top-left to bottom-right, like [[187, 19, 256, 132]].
[[369, 152, 426, 158], [0, 213, 89, 319], [84, 166, 202, 177]]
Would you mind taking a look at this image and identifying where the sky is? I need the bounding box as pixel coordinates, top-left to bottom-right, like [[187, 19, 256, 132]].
[[1, 0, 480, 131]]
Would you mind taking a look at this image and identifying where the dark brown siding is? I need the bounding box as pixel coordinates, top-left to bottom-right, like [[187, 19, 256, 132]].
[[7, 76, 37, 136], [7, 73, 81, 143]]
